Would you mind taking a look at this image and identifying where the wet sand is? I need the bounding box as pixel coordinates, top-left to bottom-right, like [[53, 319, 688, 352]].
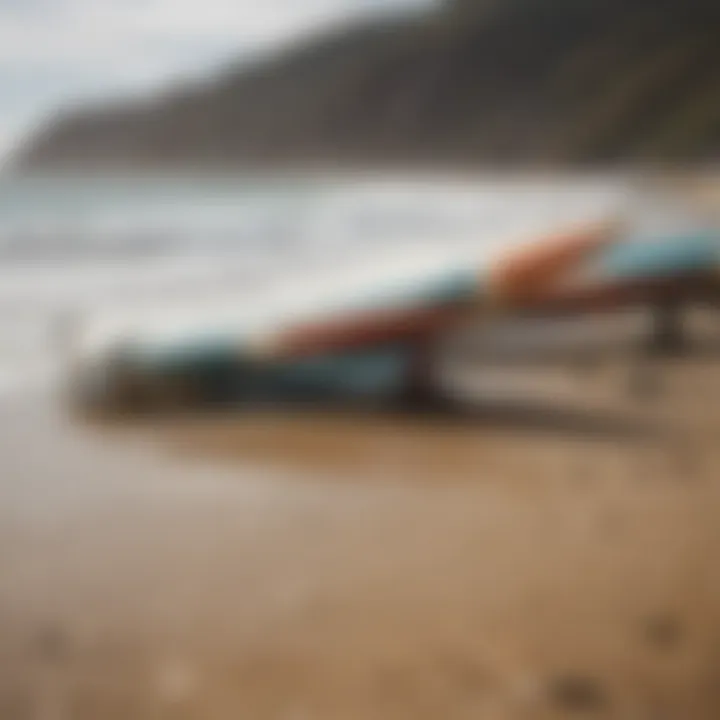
[[4, 338, 720, 718]]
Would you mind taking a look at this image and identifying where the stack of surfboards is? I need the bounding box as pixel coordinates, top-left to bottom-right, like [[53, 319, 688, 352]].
[[68, 222, 720, 412]]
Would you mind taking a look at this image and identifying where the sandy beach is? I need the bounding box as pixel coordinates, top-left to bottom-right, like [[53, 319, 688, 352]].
[[2, 318, 720, 720]]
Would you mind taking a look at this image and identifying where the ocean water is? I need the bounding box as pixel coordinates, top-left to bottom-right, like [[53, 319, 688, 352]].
[[0, 172, 661, 391]]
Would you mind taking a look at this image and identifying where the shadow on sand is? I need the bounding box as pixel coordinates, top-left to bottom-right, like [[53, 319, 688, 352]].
[[103, 391, 660, 444]]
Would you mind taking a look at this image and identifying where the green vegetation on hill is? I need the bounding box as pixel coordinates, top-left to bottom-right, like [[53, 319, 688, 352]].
[[16, 0, 720, 169]]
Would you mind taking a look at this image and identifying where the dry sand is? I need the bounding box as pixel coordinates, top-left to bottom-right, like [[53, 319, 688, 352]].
[[3, 327, 720, 718]]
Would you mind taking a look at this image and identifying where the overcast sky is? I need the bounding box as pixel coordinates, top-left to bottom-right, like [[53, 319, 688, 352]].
[[0, 0, 434, 158]]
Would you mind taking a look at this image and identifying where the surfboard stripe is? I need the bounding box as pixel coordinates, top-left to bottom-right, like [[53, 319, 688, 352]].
[[489, 221, 620, 304]]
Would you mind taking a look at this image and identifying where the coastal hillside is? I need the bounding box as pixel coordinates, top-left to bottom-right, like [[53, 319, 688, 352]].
[[16, 0, 720, 169]]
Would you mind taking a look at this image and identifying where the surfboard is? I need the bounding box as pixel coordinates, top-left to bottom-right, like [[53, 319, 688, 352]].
[[68, 223, 720, 412]]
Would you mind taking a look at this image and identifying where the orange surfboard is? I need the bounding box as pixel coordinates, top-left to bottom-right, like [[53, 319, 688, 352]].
[[490, 221, 620, 305]]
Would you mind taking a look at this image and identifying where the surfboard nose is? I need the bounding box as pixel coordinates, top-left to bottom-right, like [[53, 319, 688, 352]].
[[488, 221, 620, 304]]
